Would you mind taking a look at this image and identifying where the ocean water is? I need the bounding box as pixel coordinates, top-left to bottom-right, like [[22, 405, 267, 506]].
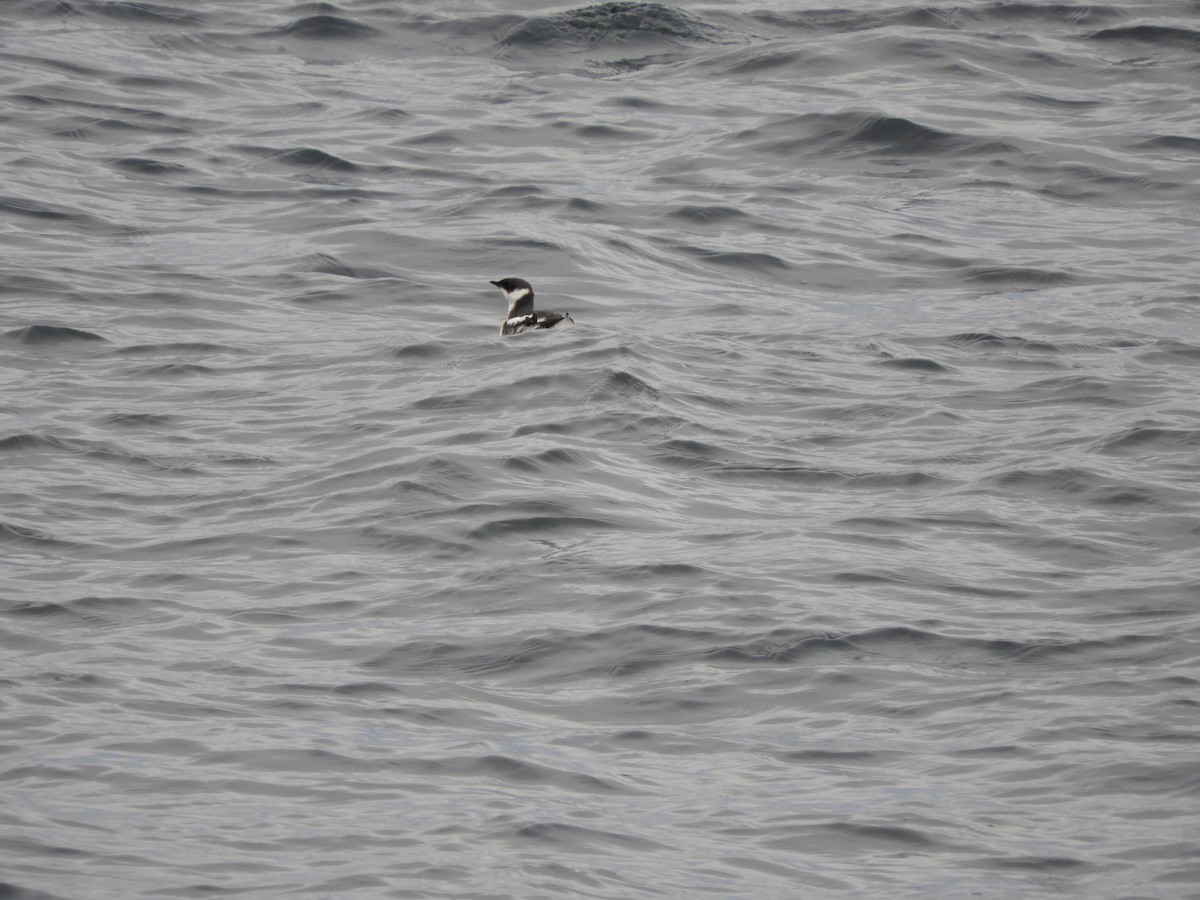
[[2, 0, 1199, 897]]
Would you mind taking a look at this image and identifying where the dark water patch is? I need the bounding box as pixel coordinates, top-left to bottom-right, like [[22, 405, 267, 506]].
[[676, 244, 791, 271], [1012, 374, 1134, 407], [407, 755, 627, 795], [61, 115, 191, 137], [272, 14, 384, 40], [2, 325, 106, 345], [465, 514, 621, 541], [822, 822, 943, 849], [0, 434, 165, 470], [111, 157, 188, 175], [708, 631, 860, 665], [1, 595, 165, 625], [563, 196, 606, 213], [364, 623, 717, 681], [715, 625, 1170, 670], [357, 526, 473, 556], [571, 123, 653, 141], [99, 412, 176, 428], [115, 74, 208, 92], [0, 521, 72, 549], [754, 3, 1116, 34], [1094, 425, 1200, 457], [606, 94, 669, 110], [485, 185, 544, 199], [399, 129, 462, 148], [667, 205, 749, 226], [501, 447, 590, 472], [390, 341, 451, 360], [503, 820, 663, 848], [125, 362, 216, 377], [984, 465, 1103, 497], [982, 466, 1168, 508], [114, 342, 238, 355], [583, 54, 692, 75], [610, 562, 709, 581], [9, 0, 83, 19], [91, 1, 204, 24], [981, 3, 1117, 28], [960, 266, 1074, 287], [1038, 164, 1186, 202], [977, 854, 1090, 871], [653, 440, 949, 490], [353, 106, 411, 122], [498, 2, 716, 51], [272, 147, 360, 172], [308, 254, 395, 279], [0, 879, 71, 899], [1137, 338, 1200, 366], [1089, 25, 1200, 52], [942, 332, 1059, 352], [729, 111, 1014, 159], [1137, 134, 1200, 154], [775, 748, 895, 765], [874, 356, 952, 373], [720, 48, 823, 76], [587, 369, 659, 401], [0, 196, 131, 234], [1009, 92, 1103, 111], [839, 513, 1015, 535]]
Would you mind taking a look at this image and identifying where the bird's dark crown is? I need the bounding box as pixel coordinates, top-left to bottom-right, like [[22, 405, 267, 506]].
[[490, 277, 532, 293]]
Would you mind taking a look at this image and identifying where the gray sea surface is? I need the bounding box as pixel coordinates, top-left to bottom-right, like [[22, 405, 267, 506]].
[[2, 0, 1199, 897]]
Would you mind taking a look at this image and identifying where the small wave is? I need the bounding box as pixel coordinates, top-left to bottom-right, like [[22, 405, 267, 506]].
[[1137, 338, 1200, 365], [0, 433, 87, 454], [1089, 25, 1200, 51], [2, 324, 106, 345], [465, 514, 620, 541], [727, 111, 1015, 160], [125, 362, 216, 377], [666, 205, 748, 225], [942, 332, 1059, 352], [91, 1, 204, 24], [115, 342, 237, 355], [0, 521, 71, 549], [501, 447, 590, 472], [498, 2, 716, 51], [874, 356, 952, 373], [0, 431, 191, 473], [264, 147, 360, 172], [272, 14, 384, 40], [413, 756, 628, 795], [1094, 425, 1200, 457], [980, 855, 1090, 871], [682, 245, 792, 271], [1137, 134, 1200, 153], [1, 594, 166, 624], [100, 412, 176, 427], [505, 820, 663, 847], [1010, 374, 1131, 407], [573, 123, 654, 141], [589, 369, 660, 401], [960, 265, 1074, 288], [111, 157, 188, 175], [309, 253, 396, 279], [390, 341, 452, 360]]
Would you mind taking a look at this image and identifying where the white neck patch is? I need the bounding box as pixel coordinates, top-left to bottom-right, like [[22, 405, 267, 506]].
[[505, 286, 531, 316]]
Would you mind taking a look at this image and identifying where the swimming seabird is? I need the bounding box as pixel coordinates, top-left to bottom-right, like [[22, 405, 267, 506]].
[[489, 277, 574, 336]]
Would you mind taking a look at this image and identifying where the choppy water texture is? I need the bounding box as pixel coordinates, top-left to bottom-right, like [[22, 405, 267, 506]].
[[3, 0, 1199, 897]]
